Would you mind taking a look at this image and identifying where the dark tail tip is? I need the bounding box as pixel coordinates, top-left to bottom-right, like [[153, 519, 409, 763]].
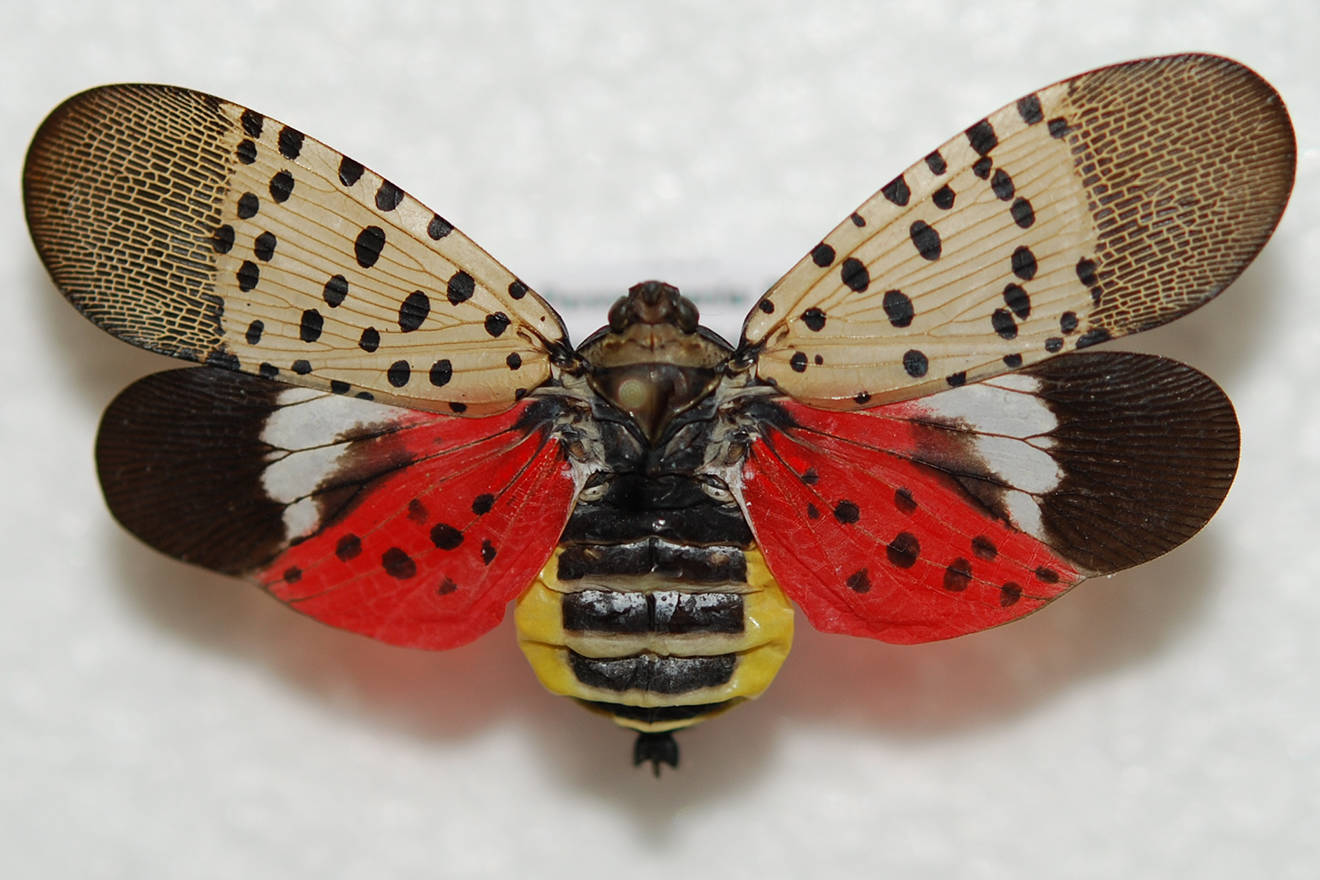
[[633, 731, 679, 777]]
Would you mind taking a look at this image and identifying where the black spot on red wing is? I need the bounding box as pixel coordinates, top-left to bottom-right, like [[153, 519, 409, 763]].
[[886, 532, 920, 568], [932, 185, 955, 210], [811, 243, 836, 267], [944, 558, 972, 591], [991, 308, 1018, 340], [358, 326, 380, 352], [883, 290, 915, 327], [338, 156, 364, 186], [408, 499, 429, 523], [323, 275, 348, 307], [429, 359, 453, 387], [438, 577, 459, 595], [945, 371, 967, 387], [245, 320, 263, 345], [375, 180, 404, 211], [882, 175, 911, 206], [966, 119, 997, 155], [1000, 583, 1022, 606], [485, 312, 511, 337], [925, 150, 947, 175], [335, 534, 362, 561], [480, 540, 496, 565], [283, 566, 302, 583], [972, 535, 998, 560], [990, 169, 1014, 200], [1011, 198, 1035, 228], [237, 260, 259, 291], [902, 349, 928, 377], [381, 547, 416, 579], [299, 309, 323, 342], [237, 192, 259, 218], [253, 231, 277, 261], [801, 308, 826, 331], [240, 109, 263, 138], [790, 352, 808, 373], [269, 171, 294, 203], [841, 258, 870, 292], [508, 279, 528, 299], [399, 291, 430, 332], [354, 226, 386, 268], [430, 523, 464, 550], [1035, 566, 1060, 584], [894, 488, 916, 514], [1011, 246, 1037, 280], [428, 214, 454, 240], [291, 359, 312, 375], [800, 468, 819, 486], [909, 221, 941, 260], [471, 494, 495, 515], [447, 271, 475, 305], [212, 224, 235, 253], [1017, 94, 1044, 124], [236, 139, 257, 164], [845, 569, 871, 593], [387, 360, 410, 387], [1047, 117, 1070, 138], [278, 126, 304, 160], [806, 503, 820, 520], [833, 500, 860, 524]]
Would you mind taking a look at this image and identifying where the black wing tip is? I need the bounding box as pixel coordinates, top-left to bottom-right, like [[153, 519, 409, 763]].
[[633, 731, 680, 777], [1025, 351, 1240, 575]]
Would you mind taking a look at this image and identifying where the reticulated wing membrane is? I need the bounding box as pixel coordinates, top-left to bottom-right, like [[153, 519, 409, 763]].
[[96, 369, 580, 650], [734, 352, 1238, 643], [25, 84, 566, 416], [742, 54, 1294, 409]]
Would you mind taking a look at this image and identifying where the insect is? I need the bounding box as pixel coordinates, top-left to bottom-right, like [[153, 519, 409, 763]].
[[25, 54, 1294, 772]]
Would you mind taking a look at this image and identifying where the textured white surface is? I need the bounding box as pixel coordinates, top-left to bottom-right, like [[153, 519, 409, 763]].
[[3, 2, 1317, 877]]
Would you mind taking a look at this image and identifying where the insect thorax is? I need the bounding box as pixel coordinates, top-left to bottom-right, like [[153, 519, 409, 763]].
[[515, 282, 794, 767]]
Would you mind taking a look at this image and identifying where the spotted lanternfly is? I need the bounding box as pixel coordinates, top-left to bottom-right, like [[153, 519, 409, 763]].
[[25, 54, 1294, 773]]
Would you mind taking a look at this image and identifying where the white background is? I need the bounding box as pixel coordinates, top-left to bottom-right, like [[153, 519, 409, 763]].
[[2, 2, 1316, 877]]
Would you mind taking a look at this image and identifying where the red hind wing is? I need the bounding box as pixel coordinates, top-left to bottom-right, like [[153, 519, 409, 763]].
[[96, 369, 579, 650], [735, 352, 1238, 644]]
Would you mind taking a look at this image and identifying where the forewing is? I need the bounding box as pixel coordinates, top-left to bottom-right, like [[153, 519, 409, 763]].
[[743, 54, 1294, 409], [25, 84, 567, 416], [96, 369, 581, 650], [734, 352, 1238, 643]]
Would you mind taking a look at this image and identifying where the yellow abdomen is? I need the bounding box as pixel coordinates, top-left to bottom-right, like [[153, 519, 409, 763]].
[[515, 544, 794, 733]]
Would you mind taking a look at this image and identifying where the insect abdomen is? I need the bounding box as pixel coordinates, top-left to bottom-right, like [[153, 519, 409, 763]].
[[516, 539, 794, 733]]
